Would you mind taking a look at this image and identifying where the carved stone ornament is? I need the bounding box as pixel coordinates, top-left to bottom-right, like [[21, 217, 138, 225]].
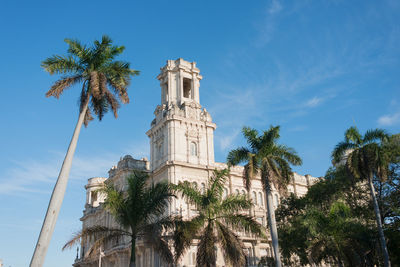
[[186, 129, 198, 138]]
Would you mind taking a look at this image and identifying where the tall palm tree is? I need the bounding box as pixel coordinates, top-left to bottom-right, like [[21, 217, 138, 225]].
[[227, 126, 302, 267], [332, 126, 391, 267], [172, 169, 265, 267], [63, 171, 175, 267], [31, 35, 139, 267]]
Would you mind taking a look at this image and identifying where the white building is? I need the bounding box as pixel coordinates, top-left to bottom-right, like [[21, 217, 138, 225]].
[[73, 58, 319, 267]]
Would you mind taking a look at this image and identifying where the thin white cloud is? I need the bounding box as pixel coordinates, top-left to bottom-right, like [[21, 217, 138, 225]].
[[377, 112, 400, 126], [254, 0, 283, 47], [288, 125, 308, 132], [305, 96, 324, 108], [268, 0, 282, 14], [0, 138, 151, 196], [218, 130, 240, 151], [0, 152, 120, 195]]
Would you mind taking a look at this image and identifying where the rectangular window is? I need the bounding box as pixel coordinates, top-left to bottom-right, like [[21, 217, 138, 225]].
[[163, 83, 168, 102], [90, 191, 97, 204], [183, 78, 192, 98]]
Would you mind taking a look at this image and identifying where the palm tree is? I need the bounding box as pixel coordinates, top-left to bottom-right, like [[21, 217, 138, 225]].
[[227, 126, 302, 267], [31, 35, 139, 267], [332, 126, 391, 267], [172, 169, 265, 267], [63, 171, 175, 267]]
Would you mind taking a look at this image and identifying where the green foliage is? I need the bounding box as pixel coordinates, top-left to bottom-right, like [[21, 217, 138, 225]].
[[277, 167, 379, 266], [64, 171, 175, 266], [171, 169, 265, 267], [276, 128, 400, 266], [227, 125, 302, 266], [258, 256, 275, 267], [276, 160, 400, 266], [332, 127, 389, 180], [227, 125, 302, 196], [42, 35, 139, 126]]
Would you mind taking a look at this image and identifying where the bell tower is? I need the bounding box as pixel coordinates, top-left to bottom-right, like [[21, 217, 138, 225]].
[[146, 59, 216, 177], [159, 58, 201, 106]]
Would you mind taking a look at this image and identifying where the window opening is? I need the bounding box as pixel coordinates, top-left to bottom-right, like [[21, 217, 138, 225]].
[[163, 83, 168, 102], [91, 191, 97, 204], [259, 192, 264, 206], [183, 78, 192, 98], [190, 142, 197, 156]]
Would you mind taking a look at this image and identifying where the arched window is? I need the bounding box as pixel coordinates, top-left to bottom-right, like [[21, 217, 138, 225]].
[[252, 191, 257, 205], [192, 182, 198, 189], [201, 183, 206, 193], [259, 192, 264, 206], [235, 189, 240, 195], [190, 142, 197, 156], [157, 143, 162, 160], [241, 189, 246, 195]]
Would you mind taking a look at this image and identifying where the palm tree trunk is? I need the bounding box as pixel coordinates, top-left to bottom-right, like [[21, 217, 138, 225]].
[[129, 237, 136, 267], [367, 173, 391, 267], [30, 98, 90, 267], [265, 181, 282, 267]]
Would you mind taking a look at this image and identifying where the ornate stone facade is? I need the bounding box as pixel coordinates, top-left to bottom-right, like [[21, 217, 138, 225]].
[[73, 59, 319, 267]]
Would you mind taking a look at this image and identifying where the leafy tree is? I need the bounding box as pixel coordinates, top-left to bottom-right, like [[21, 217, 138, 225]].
[[227, 126, 302, 267], [63, 171, 175, 267], [376, 134, 400, 265], [277, 167, 380, 267], [32, 36, 138, 266], [172, 169, 265, 267], [332, 127, 391, 266]]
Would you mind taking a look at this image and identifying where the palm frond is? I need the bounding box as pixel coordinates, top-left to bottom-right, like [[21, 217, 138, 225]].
[[64, 38, 91, 63], [45, 75, 82, 98], [208, 169, 229, 202], [101, 183, 129, 227], [226, 147, 250, 166], [41, 55, 83, 75], [173, 215, 205, 261], [83, 107, 94, 127], [221, 214, 265, 238], [363, 128, 389, 144], [215, 221, 246, 266], [62, 225, 128, 251], [345, 126, 362, 145], [332, 141, 356, 165], [242, 127, 260, 151], [141, 217, 174, 264], [270, 156, 293, 195], [274, 144, 302, 166], [172, 181, 203, 207], [141, 181, 174, 221], [104, 89, 120, 118], [218, 194, 252, 214], [261, 125, 280, 148], [90, 94, 108, 121], [197, 223, 217, 267]]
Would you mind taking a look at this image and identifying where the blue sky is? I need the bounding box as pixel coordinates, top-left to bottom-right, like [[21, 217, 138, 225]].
[[0, 0, 399, 266]]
